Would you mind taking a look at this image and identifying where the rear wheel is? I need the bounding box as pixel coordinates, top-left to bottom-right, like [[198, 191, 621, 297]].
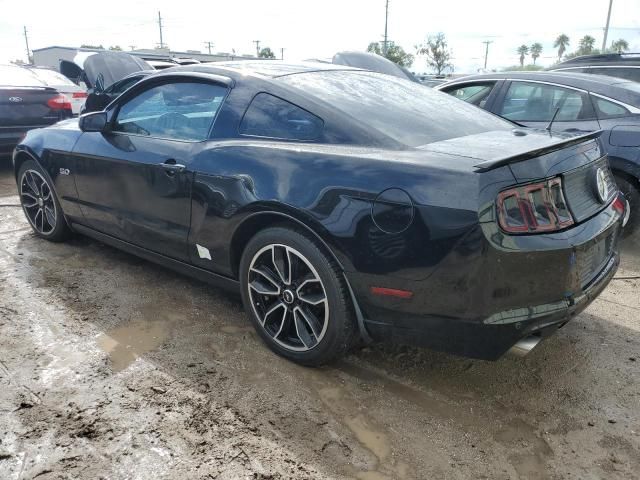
[[615, 175, 639, 236], [17, 160, 71, 242], [239, 227, 356, 366]]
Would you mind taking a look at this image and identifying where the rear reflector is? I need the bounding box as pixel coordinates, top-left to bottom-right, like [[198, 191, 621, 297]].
[[72, 92, 88, 98], [613, 195, 625, 215], [47, 94, 72, 111], [370, 287, 413, 299], [497, 177, 574, 234]]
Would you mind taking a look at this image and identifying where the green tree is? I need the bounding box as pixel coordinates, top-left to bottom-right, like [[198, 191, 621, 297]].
[[553, 34, 570, 61], [80, 44, 104, 50], [577, 35, 596, 55], [610, 39, 629, 53], [530, 43, 543, 64], [258, 47, 276, 59], [517, 45, 529, 67], [109, 45, 123, 51], [367, 41, 414, 67], [415, 33, 452, 74]]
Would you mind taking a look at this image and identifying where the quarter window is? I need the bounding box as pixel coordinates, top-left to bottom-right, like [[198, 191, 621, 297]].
[[592, 96, 629, 119], [499, 82, 593, 122], [113, 81, 227, 141], [444, 82, 496, 108], [240, 93, 323, 141]]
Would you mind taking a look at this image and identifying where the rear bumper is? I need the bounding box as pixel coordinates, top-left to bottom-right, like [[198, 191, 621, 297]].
[[349, 197, 624, 360]]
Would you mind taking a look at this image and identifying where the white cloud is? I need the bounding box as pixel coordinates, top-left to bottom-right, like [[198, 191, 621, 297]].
[[1, 0, 638, 73]]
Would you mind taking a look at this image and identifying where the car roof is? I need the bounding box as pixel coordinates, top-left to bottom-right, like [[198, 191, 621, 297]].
[[161, 61, 360, 79], [554, 53, 640, 67], [439, 71, 640, 107]]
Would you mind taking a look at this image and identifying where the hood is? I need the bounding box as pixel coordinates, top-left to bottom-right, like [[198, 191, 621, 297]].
[[332, 51, 418, 82], [60, 51, 150, 90]]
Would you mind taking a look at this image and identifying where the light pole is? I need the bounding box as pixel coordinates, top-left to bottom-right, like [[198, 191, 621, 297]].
[[383, 0, 389, 56], [602, 0, 613, 52]]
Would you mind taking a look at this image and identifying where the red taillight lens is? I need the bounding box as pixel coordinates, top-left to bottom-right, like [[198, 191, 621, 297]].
[[72, 92, 88, 98], [497, 177, 574, 234], [47, 94, 72, 111]]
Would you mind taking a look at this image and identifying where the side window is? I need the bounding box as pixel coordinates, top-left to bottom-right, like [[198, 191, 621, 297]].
[[240, 93, 323, 141], [113, 81, 227, 141], [107, 76, 142, 95], [592, 96, 630, 119], [445, 83, 496, 108], [498, 82, 592, 122]]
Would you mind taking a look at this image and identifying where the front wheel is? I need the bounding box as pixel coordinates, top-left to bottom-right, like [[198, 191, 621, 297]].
[[17, 159, 71, 242], [239, 227, 356, 366]]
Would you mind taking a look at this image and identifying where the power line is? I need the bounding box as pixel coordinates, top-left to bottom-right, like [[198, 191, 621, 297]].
[[482, 40, 493, 69], [157, 11, 165, 49], [23, 26, 30, 63], [253, 40, 261, 57], [204, 41, 215, 55]]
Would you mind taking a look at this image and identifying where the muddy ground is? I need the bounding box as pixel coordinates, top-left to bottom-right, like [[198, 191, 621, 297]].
[[0, 161, 638, 480]]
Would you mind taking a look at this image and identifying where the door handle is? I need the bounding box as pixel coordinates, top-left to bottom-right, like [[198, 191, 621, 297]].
[[159, 159, 186, 174]]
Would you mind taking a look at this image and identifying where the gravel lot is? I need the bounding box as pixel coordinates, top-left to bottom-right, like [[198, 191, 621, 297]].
[[0, 161, 638, 479]]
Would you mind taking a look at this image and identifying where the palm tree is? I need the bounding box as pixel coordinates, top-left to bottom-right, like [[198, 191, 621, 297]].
[[517, 45, 529, 67], [578, 35, 596, 55], [553, 34, 570, 61], [611, 39, 629, 53], [530, 43, 543, 64]]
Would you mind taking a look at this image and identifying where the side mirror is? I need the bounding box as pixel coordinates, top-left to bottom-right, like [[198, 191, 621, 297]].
[[79, 111, 108, 133]]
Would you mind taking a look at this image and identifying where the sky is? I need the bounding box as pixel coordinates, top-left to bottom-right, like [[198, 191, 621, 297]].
[[1, 0, 639, 73]]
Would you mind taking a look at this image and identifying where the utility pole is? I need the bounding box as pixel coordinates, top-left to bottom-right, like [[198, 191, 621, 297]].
[[482, 40, 493, 69], [23, 26, 31, 63], [157, 11, 165, 49], [129, 45, 136, 51], [383, 0, 389, 56], [204, 41, 214, 55], [602, 0, 613, 52], [280, 48, 285, 60], [253, 40, 261, 57]]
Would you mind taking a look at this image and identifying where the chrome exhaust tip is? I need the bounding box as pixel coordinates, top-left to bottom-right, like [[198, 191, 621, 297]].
[[508, 335, 542, 357]]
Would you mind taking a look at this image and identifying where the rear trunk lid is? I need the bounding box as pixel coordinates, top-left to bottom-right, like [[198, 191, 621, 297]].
[[0, 87, 64, 127]]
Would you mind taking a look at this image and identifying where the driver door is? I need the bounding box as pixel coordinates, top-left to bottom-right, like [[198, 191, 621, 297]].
[[72, 79, 229, 261]]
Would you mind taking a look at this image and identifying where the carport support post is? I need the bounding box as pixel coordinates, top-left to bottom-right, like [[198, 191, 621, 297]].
[[602, 0, 613, 52]]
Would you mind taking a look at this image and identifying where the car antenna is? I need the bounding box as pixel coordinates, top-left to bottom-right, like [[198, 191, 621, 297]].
[[546, 107, 561, 134]]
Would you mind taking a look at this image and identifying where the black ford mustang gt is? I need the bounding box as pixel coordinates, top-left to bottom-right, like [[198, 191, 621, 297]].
[[13, 61, 626, 365]]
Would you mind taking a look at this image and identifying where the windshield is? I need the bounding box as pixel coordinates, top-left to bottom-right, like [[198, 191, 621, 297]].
[[0, 65, 45, 87], [30, 68, 77, 87], [279, 70, 512, 146]]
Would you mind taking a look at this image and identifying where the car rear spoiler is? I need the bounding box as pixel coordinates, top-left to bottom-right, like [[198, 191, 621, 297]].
[[473, 130, 603, 172]]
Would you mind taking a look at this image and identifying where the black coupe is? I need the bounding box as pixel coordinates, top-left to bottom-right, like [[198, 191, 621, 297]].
[[13, 62, 626, 365]]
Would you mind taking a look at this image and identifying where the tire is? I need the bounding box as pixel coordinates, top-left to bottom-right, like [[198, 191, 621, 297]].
[[239, 226, 356, 366], [17, 159, 71, 242], [615, 175, 639, 237]]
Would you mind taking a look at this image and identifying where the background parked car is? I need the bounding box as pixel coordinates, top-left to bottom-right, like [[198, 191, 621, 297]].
[[549, 53, 640, 83], [436, 71, 640, 233], [0, 64, 72, 158], [81, 70, 153, 113], [28, 67, 87, 115]]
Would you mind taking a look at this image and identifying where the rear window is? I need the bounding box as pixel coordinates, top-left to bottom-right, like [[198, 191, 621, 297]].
[[0, 66, 44, 87], [240, 93, 324, 141], [588, 67, 640, 83], [30, 69, 76, 87], [279, 71, 511, 146]]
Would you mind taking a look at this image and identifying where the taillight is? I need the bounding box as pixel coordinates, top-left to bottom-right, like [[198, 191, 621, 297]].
[[72, 92, 88, 98], [497, 177, 574, 234], [46, 94, 72, 111]]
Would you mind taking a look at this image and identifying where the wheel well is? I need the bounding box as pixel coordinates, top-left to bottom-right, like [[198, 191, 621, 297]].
[[611, 168, 640, 190], [13, 151, 33, 180], [229, 212, 345, 279]]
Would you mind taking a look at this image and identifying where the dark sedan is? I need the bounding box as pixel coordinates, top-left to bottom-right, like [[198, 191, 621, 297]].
[[13, 62, 626, 365], [436, 71, 640, 233], [1, 65, 73, 157]]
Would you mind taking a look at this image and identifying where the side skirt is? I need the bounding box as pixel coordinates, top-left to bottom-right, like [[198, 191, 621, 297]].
[[71, 223, 240, 294]]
